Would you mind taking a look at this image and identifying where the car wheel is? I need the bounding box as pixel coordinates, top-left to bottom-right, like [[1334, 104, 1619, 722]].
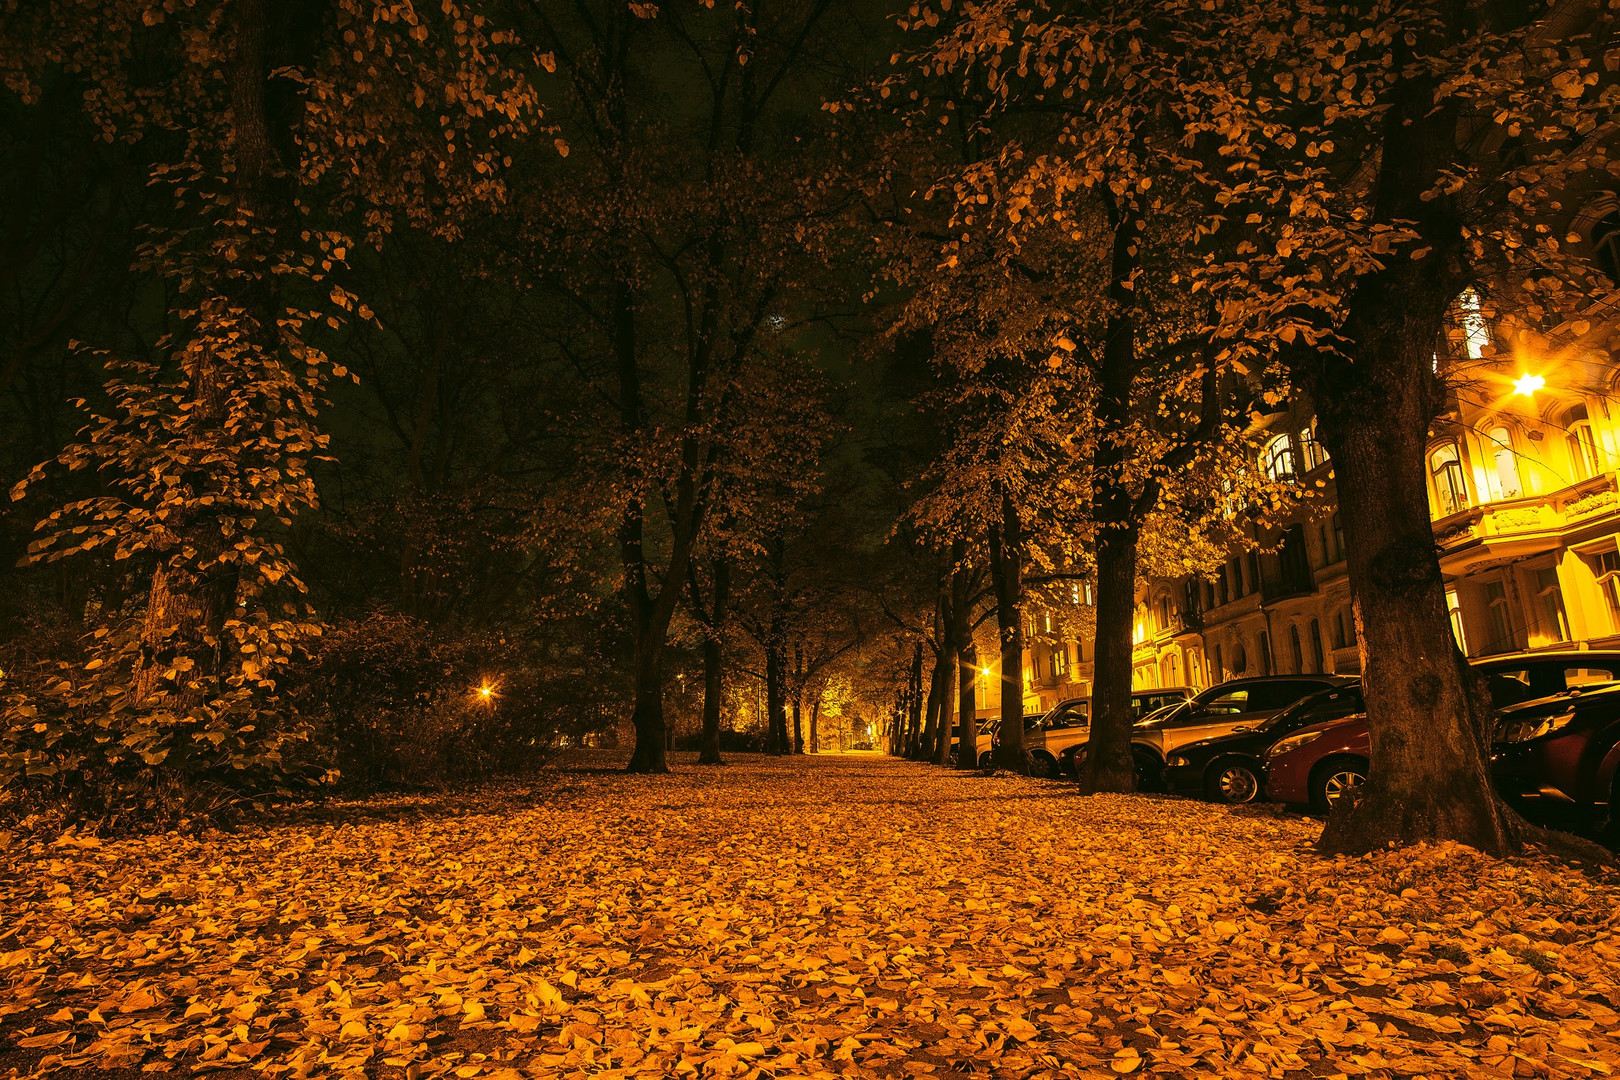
[[1310, 756, 1368, 814], [978, 751, 994, 769], [1205, 760, 1260, 804], [1029, 751, 1058, 779]]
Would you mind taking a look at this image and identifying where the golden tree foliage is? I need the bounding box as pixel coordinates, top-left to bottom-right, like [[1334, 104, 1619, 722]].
[[0, 0, 549, 819]]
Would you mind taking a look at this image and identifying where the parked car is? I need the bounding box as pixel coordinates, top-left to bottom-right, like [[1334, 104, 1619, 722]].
[[1263, 650, 1620, 816], [1489, 682, 1620, 840], [1027, 688, 1195, 777], [1062, 674, 1354, 786], [948, 718, 998, 768], [1163, 683, 1364, 803]]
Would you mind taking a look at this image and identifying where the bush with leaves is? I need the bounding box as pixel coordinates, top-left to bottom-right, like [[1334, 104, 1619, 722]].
[[291, 612, 624, 788]]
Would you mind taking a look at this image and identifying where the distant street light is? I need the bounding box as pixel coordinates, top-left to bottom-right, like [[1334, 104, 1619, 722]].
[[1513, 372, 1546, 397]]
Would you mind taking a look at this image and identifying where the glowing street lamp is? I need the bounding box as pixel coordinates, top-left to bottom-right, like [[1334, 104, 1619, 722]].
[[1513, 372, 1546, 397]]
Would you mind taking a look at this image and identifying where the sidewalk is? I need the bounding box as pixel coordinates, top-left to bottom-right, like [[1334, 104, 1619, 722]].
[[1, 754, 1616, 1079]]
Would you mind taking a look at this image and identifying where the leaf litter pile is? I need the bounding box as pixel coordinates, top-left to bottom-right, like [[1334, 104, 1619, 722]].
[[2, 755, 1618, 1080]]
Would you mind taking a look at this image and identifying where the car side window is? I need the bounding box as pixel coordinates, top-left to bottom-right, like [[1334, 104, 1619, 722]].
[[1185, 689, 1247, 722], [1486, 670, 1537, 708], [1246, 682, 1330, 712], [1045, 704, 1087, 729], [1299, 689, 1363, 724], [1564, 666, 1620, 689]]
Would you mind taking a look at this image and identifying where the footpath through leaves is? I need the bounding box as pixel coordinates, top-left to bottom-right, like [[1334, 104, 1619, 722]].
[[2, 756, 1618, 1080]]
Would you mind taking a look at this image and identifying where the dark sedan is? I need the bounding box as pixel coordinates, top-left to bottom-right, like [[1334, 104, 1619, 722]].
[[1163, 683, 1365, 803], [1493, 682, 1620, 841]]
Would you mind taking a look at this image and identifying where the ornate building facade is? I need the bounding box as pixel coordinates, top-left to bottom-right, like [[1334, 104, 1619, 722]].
[[1014, 198, 1620, 709]]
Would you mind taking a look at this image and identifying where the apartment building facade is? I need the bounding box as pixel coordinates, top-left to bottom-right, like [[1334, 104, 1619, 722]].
[[1015, 198, 1620, 707]]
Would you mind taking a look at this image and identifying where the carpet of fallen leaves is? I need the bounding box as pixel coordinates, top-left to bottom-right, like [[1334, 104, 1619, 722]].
[[2, 754, 1619, 1080]]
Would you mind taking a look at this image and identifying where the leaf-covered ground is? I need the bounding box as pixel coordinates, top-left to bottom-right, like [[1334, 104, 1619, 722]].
[[3, 754, 1618, 1080]]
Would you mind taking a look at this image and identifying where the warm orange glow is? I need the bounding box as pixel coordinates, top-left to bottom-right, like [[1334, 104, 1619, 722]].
[[1513, 372, 1546, 396]]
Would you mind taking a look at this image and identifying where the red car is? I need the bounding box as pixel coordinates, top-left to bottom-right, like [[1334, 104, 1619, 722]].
[[1263, 651, 1620, 830], [1262, 713, 1368, 811]]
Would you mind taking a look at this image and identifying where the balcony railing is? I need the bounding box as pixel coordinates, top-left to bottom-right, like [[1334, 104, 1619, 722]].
[[1260, 564, 1316, 603]]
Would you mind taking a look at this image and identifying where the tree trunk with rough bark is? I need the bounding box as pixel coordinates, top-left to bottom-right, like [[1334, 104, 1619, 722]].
[[1081, 198, 1144, 795], [917, 655, 945, 760], [1083, 522, 1139, 793], [765, 621, 789, 755], [135, 0, 283, 706], [698, 557, 729, 765], [932, 642, 958, 766], [955, 642, 979, 770], [988, 494, 1029, 773], [1304, 75, 1517, 856], [791, 691, 804, 755], [906, 642, 925, 756]]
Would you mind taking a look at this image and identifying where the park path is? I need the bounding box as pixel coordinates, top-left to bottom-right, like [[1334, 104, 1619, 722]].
[[2, 753, 1618, 1079]]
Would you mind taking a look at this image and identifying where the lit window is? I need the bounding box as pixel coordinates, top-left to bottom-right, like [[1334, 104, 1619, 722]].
[[1458, 288, 1491, 359], [1593, 549, 1620, 631], [1566, 406, 1604, 480], [1535, 567, 1570, 642], [1483, 426, 1522, 500], [1262, 434, 1296, 482], [1485, 581, 1515, 653], [1298, 424, 1329, 471], [1429, 443, 1470, 517]]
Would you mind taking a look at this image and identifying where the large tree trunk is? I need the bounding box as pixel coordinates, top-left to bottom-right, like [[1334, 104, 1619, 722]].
[[625, 630, 668, 773], [917, 655, 945, 760], [1313, 289, 1514, 854], [134, 1, 283, 705], [1305, 74, 1517, 856], [1083, 522, 1140, 793], [932, 641, 958, 765], [1081, 197, 1145, 795], [988, 495, 1029, 773], [791, 691, 804, 755], [698, 557, 729, 765], [765, 624, 790, 755], [809, 697, 820, 754], [955, 643, 980, 770], [905, 642, 925, 756]]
